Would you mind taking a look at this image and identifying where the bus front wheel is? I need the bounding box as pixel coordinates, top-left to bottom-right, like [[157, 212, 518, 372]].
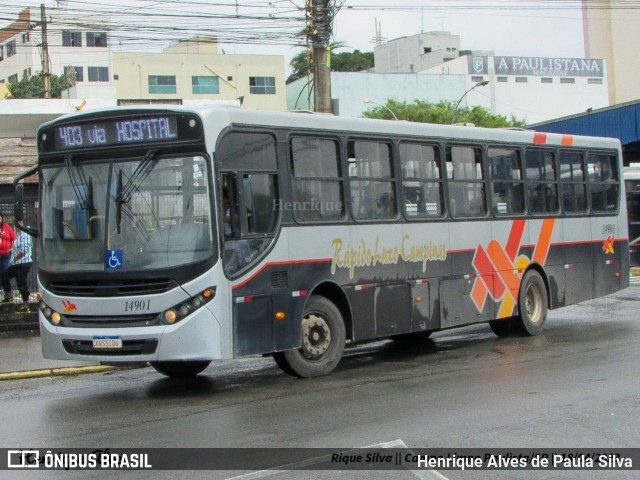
[[273, 295, 346, 378], [150, 360, 211, 378], [514, 270, 548, 336]]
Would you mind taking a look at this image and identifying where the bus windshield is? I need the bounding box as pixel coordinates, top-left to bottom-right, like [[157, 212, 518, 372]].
[[39, 154, 215, 272]]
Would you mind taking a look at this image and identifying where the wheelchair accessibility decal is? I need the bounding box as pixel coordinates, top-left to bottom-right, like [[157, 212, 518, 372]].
[[106, 249, 123, 269]]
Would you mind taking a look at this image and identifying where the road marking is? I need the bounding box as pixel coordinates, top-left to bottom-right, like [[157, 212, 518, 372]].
[[223, 439, 449, 480]]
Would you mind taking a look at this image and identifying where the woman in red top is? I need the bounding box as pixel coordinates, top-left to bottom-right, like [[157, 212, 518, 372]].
[[0, 213, 17, 303]]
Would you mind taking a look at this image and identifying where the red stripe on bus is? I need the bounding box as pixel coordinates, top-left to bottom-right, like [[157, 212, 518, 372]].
[[533, 132, 547, 144]]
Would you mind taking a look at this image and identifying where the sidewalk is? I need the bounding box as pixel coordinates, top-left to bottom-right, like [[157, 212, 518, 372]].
[[0, 335, 96, 374], [0, 335, 118, 380]]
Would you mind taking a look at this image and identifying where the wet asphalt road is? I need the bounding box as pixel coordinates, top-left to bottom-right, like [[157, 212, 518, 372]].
[[1, 285, 639, 480]]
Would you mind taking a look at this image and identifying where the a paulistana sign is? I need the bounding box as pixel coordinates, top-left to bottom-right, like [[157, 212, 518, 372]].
[[467, 56, 604, 78], [494, 56, 604, 77]]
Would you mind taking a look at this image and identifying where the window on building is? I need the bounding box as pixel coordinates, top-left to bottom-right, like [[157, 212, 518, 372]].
[[488, 148, 524, 215], [22, 32, 29, 43], [424, 47, 432, 54], [7, 40, 16, 57], [86, 32, 107, 47], [290, 137, 344, 222], [526, 149, 559, 214], [588, 153, 619, 212], [249, 76, 275, 94], [471, 76, 484, 82], [399, 142, 444, 218], [497, 76, 508, 82], [348, 140, 396, 220], [88, 66, 109, 82], [148, 75, 176, 94], [65, 65, 84, 82], [192, 76, 219, 94], [22, 68, 31, 78], [560, 78, 576, 84], [62, 31, 82, 47], [588, 78, 603, 85], [515, 76, 528, 83], [446, 145, 486, 217], [8, 74, 18, 83], [0, 46, 4, 62], [541, 77, 553, 84], [559, 151, 587, 213]]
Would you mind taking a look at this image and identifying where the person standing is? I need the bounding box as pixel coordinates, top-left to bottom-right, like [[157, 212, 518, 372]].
[[0, 213, 16, 303], [9, 219, 34, 312]]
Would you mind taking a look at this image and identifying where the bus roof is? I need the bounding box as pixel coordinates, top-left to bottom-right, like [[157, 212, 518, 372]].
[[40, 104, 622, 151]]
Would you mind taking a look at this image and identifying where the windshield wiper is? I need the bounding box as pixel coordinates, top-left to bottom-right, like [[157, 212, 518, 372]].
[[64, 154, 93, 210], [115, 149, 158, 233]]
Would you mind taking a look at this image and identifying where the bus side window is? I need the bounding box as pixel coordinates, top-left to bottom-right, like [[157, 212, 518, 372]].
[[488, 147, 524, 216], [399, 142, 444, 218], [348, 140, 396, 220], [526, 149, 559, 214], [588, 153, 619, 212]]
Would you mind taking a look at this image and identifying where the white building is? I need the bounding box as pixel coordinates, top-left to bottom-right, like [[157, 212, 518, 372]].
[[1, 8, 286, 110], [374, 31, 461, 74], [0, 8, 115, 98], [287, 71, 466, 117], [420, 53, 610, 124]]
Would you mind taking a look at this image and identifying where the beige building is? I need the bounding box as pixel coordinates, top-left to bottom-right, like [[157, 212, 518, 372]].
[[582, 0, 640, 104], [113, 38, 286, 110]]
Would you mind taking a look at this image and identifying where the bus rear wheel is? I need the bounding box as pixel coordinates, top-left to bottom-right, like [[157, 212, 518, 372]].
[[273, 295, 345, 378], [514, 270, 548, 336], [150, 360, 211, 378]]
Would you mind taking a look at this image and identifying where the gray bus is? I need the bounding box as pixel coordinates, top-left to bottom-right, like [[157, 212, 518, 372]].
[[14, 105, 629, 378]]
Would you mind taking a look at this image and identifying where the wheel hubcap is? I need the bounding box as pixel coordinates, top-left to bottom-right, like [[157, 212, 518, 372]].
[[526, 283, 543, 324], [301, 313, 331, 359]]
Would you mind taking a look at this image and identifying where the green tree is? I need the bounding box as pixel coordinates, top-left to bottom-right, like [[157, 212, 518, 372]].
[[362, 99, 525, 128], [6, 71, 72, 99], [287, 49, 374, 84]]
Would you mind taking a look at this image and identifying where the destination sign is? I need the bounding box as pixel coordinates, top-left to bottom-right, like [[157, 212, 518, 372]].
[[54, 116, 178, 150]]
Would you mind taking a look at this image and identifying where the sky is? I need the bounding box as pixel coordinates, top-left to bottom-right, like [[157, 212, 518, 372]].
[[0, 0, 588, 72]]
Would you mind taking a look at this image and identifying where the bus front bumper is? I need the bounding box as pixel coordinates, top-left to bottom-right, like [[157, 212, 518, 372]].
[[39, 308, 225, 364]]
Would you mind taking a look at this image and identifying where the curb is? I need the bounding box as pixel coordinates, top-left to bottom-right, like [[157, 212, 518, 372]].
[[0, 365, 143, 381]]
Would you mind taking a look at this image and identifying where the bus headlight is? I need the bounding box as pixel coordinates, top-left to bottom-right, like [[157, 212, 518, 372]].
[[50, 312, 62, 325], [39, 301, 60, 325], [161, 287, 216, 325]]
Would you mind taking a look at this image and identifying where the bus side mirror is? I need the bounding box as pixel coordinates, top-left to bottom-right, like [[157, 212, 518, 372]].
[[14, 166, 38, 237]]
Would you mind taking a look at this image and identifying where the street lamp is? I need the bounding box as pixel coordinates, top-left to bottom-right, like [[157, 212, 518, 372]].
[[451, 80, 489, 124], [363, 98, 398, 120]]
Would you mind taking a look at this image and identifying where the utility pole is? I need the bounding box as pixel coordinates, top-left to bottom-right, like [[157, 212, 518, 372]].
[[41, 3, 51, 99], [308, 0, 334, 113]]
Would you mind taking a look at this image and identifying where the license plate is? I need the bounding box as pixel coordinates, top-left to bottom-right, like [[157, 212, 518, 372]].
[[92, 336, 123, 349]]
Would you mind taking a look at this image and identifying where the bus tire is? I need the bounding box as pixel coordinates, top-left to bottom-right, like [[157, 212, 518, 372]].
[[514, 270, 548, 336], [274, 295, 346, 378], [150, 360, 211, 378]]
